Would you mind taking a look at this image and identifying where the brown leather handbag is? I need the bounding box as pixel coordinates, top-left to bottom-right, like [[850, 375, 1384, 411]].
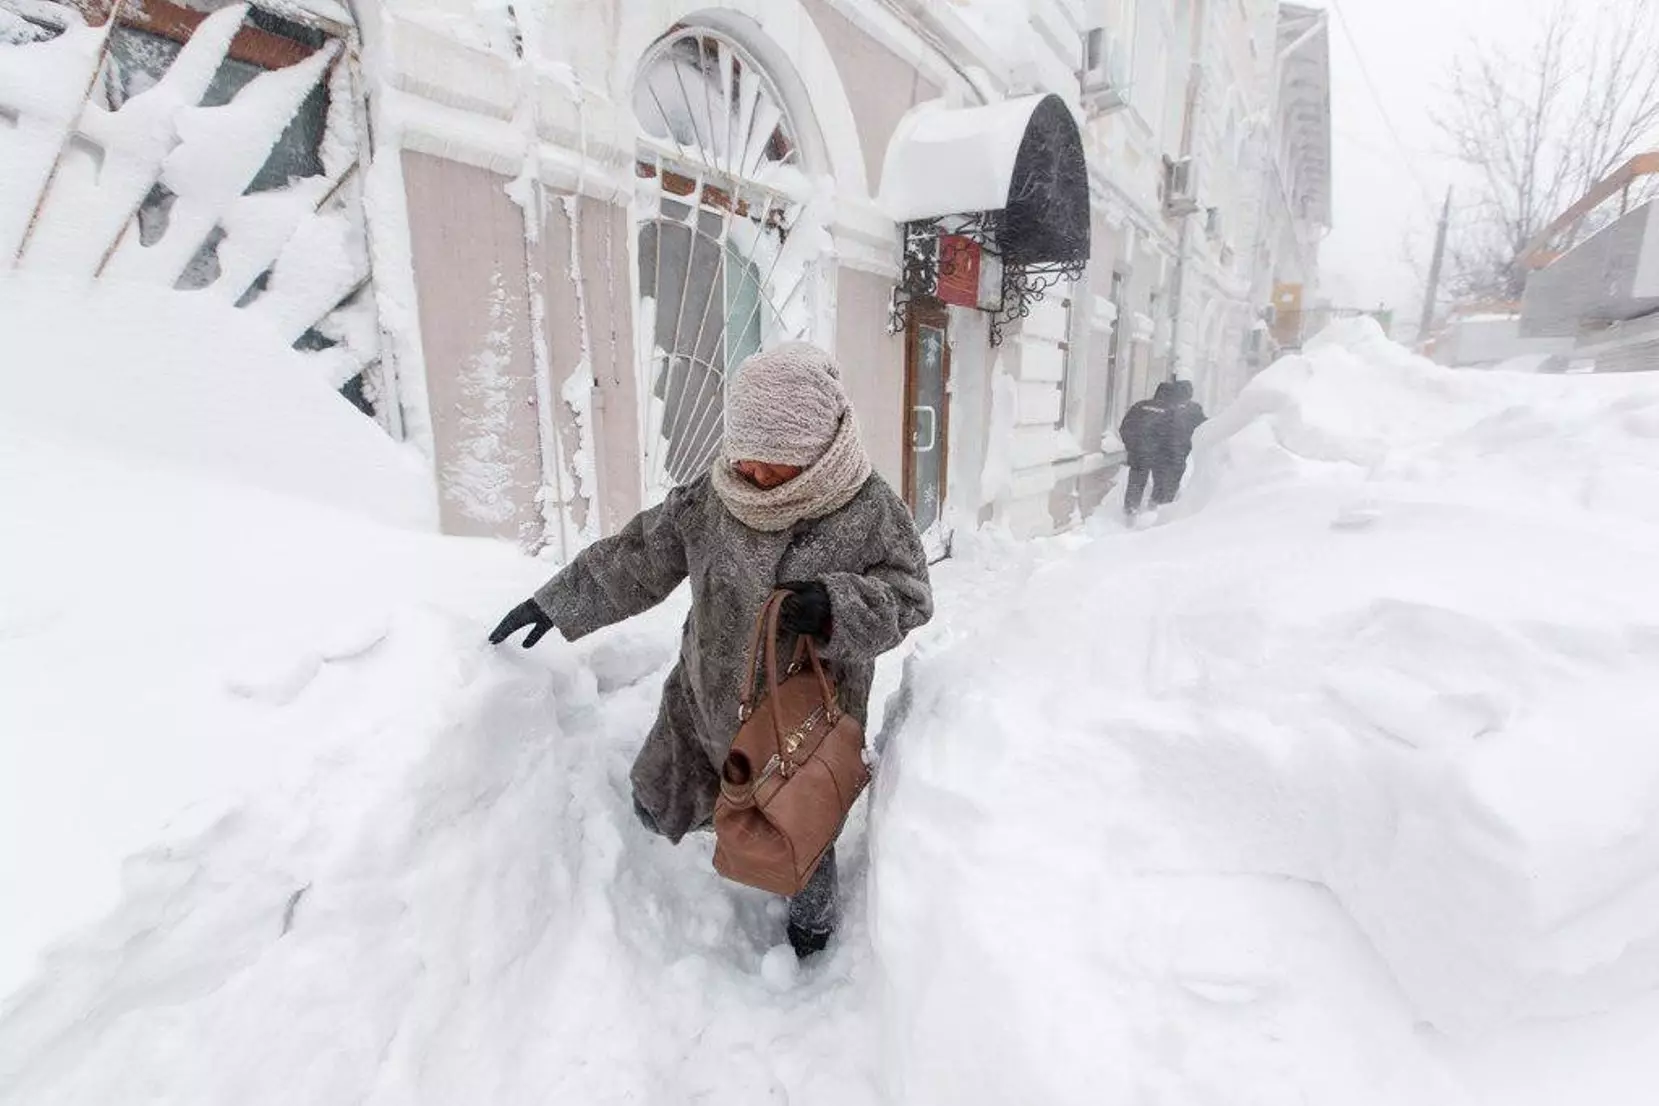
[[713, 590, 870, 897]]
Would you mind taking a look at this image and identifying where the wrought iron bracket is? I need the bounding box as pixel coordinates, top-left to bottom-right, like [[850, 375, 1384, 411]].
[[889, 214, 1004, 335], [885, 93, 1091, 346], [888, 211, 1084, 346], [989, 258, 1088, 346]]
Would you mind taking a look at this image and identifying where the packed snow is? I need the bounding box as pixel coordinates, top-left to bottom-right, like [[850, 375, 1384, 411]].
[[0, 272, 431, 527], [877, 320, 1659, 1103], [879, 96, 1050, 223], [0, 14, 104, 261], [4, 298, 1659, 1105]]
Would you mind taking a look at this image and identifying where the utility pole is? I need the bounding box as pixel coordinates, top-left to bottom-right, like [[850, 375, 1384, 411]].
[[1417, 187, 1452, 346]]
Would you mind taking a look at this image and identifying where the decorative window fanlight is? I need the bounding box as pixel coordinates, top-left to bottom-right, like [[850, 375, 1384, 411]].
[[632, 27, 819, 498]]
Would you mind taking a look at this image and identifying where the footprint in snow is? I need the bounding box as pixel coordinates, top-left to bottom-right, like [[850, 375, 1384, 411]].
[[1331, 503, 1383, 530]]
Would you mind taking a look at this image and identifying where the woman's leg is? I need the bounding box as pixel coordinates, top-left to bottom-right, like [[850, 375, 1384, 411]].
[[786, 848, 839, 958], [629, 667, 722, 842]]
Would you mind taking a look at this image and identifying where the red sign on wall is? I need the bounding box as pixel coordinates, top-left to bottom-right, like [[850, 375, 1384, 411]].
[[936, 234, 981, 308]]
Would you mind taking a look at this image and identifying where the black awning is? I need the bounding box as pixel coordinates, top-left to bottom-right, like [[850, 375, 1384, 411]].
[[1001, 94, 1090, 267]]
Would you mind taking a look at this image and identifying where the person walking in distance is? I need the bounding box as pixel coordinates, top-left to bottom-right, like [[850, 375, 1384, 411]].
[[1118, 381, 1175, 520], [1118, 379, 1206, 519], [488, 342, 933, 959]]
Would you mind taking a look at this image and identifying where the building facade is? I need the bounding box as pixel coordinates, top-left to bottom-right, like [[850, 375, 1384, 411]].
[[0, 0, 1333, 554]]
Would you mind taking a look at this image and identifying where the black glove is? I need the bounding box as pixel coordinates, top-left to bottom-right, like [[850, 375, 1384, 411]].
[[488, 599, 555, 648], [778, 581, 832, 639]]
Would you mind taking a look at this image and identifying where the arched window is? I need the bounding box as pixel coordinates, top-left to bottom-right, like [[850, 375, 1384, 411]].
[[632, 26, 821, 499]]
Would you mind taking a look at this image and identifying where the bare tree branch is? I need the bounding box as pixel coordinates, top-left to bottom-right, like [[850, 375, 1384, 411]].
[[1435, 0, 1659, 303]]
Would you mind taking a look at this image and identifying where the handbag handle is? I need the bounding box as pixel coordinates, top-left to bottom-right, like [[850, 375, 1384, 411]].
[[738, 591, 840, 762], [767, 603, 839, 724], [737, 591, 787, 723]]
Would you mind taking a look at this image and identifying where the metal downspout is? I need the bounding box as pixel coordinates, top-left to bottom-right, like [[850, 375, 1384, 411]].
[[1166, 0, 1207, 380]]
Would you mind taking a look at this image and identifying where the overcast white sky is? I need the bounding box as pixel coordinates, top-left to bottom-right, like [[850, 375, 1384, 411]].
[[1307, 0, 1545, 325]]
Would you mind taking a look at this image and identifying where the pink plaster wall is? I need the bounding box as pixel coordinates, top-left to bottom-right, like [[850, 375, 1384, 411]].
[[402, 150, 544, 545], [801, 0, 941, 194], [404, 152, 641, 552]]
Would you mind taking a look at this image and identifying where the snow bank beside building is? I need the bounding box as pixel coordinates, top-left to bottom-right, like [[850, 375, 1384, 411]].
[[8, 302, 1659, 1103], [0, 414, 882, 1105], [873, 320, 1659, 1100], [0, 270, 875, 1102], [0, 273, 432, 529], [1, 269, 443, 1003]]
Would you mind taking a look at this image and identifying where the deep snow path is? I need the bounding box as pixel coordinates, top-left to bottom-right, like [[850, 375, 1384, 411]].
[[7, 492, 1659, 1106], [0, 475, 1079, 1106], [9, 316, 1659, 1104]]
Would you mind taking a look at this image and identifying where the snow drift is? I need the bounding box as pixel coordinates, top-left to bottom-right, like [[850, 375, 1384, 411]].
[[0, 272, 431, 529], [0, 271, 880, 1103], [7, 296, 1659, 1106], [872, 318, 1659, 1103], [0, 436, 882, 1104], [1, 272, 450, 1006]]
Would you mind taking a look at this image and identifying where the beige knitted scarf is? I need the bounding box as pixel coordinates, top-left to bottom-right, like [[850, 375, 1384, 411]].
[[710, 412, 874, 532]]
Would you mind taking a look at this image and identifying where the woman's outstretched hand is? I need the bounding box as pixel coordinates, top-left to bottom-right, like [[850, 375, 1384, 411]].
[[489, 599, 555, 648], [778, 581, 832, 639]]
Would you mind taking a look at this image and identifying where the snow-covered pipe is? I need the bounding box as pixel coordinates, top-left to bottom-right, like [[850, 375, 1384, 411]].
[[1166, 0, 1208, 381]]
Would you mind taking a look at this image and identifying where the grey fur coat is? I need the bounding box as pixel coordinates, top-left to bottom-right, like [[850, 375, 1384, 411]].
[[533, 472, 933, 841]]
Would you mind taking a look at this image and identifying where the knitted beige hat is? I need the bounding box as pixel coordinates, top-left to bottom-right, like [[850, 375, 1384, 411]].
[[723, 341, 849, 467]]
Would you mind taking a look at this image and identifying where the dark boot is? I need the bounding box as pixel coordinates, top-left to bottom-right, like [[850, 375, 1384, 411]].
[[787, 922, 832, 958], [786, 848, 838, 959]]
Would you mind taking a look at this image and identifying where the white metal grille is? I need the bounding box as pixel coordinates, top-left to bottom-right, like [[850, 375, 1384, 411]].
[[632, 28, 817, 498]]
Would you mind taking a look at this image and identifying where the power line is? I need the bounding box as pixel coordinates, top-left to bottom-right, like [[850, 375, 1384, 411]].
[[1325, 0, 1440, 208]]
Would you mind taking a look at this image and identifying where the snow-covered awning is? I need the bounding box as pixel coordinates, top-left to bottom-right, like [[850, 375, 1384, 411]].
[[879, 93, 1090, 267]]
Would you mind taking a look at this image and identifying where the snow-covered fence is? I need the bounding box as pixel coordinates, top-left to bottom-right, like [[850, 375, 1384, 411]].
[[0, 0, 381, 415]]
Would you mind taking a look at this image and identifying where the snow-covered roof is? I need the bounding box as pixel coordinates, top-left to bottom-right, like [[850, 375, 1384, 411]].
[[878, 95, 1053, 222]]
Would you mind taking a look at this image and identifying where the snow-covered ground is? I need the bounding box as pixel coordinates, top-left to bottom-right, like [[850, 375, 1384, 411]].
[[876, 321, 1659, 1104], [4, 281, 1659, 1104]]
